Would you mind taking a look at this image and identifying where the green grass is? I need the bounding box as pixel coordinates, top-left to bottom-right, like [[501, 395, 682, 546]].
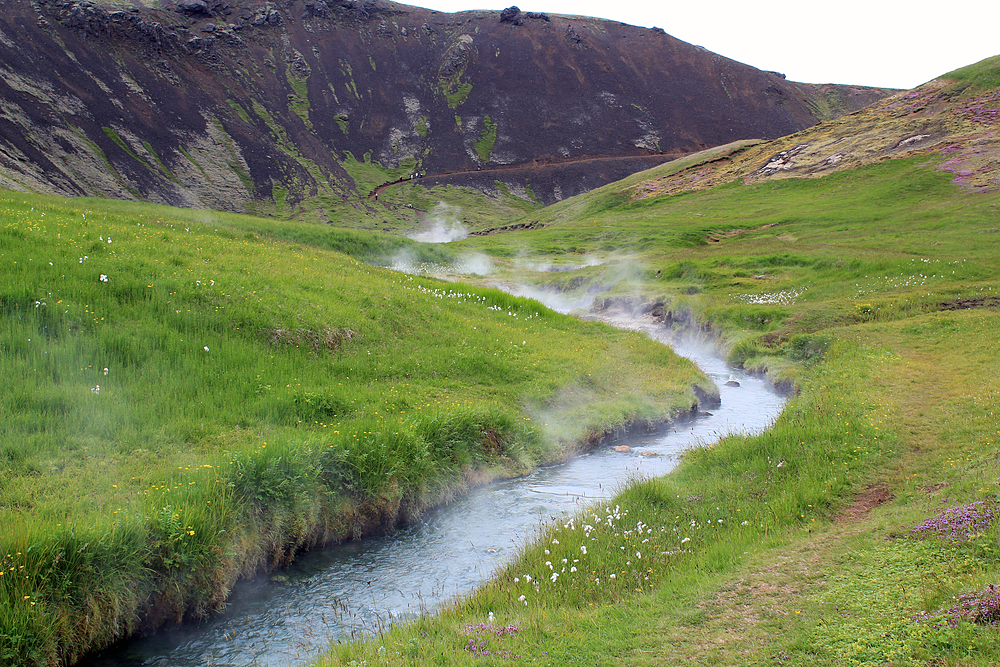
[[316, 127, 1000, 665], [101, 127, 156, 176], [68, 125, 140, 199], [339, 152, 418, 197], [225, 99, 251, 123], [444, 82, 473, 109], [0, 190, 709, 665], [473, 116, 498, 163], [8, 54, 1000, 667], [942, 54, 1000, 93], [287, 75, 313, 129]]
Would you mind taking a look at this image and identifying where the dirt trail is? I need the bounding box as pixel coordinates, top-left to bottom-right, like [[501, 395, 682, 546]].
[[367, 152, 687, 199], [641, 484, 896, 664]]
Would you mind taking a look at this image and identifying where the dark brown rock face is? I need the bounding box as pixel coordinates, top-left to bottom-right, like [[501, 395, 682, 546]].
[[0, 0, 894, 211]]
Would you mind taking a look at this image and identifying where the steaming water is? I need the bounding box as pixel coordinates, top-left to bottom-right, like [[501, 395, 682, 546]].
[[89, 331, 785, 667]]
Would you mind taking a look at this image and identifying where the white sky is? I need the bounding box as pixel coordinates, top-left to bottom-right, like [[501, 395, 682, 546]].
[[407, 0, 999, 89]]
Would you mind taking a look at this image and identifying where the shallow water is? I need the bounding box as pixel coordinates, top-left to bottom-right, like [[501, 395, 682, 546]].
[[88, 328, 786, 667]]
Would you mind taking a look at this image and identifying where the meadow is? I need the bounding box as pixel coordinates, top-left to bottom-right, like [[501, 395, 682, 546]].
[[0, 192, 711, 666], [318, 142, 1000, 662], [5, 56, 1000, 667]]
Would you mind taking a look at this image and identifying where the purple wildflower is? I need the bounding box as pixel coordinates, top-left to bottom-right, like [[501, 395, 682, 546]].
[[915, 585, 1000, 628], [909, 500, 996, 542], [462, 623, 522, 658], [956, 91, 1000, 125]]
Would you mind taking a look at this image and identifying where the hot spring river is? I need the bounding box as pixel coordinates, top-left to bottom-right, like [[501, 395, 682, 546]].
[[89, 325, 787, 667]]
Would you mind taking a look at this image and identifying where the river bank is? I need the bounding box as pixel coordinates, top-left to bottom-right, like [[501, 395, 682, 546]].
[[88, 317, 783, 666], [0, 191, 716, 667], [319, 305, 1000, 666]]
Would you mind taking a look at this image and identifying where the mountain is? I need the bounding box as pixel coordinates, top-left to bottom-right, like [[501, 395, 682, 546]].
[[0, 0, 893, 220]]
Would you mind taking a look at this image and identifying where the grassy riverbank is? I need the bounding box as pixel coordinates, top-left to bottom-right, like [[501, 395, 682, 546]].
[[321, 309, 1000, 666], [317, 64, 1000, 665], [0, 192, 712, 666]]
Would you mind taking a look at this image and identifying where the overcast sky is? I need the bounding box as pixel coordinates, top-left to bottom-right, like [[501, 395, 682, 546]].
[[407, 0, 999, 89]]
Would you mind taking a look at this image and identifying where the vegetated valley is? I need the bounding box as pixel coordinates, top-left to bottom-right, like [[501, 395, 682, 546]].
[[1, 1, 1000, 665], [317, 57, 1000, 666]]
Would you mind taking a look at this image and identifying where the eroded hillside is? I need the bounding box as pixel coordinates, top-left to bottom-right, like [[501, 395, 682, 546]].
[[0, 0, 892, 219]]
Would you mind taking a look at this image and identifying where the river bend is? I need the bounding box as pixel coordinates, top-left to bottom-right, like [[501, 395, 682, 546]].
[[90, 329, 786, 667]]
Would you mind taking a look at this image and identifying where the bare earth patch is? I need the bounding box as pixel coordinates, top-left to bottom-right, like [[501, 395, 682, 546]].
[[835, 484, 895, 524]]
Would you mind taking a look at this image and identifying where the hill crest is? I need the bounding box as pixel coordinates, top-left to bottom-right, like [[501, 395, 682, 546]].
[[616, 69, 1000, 201]]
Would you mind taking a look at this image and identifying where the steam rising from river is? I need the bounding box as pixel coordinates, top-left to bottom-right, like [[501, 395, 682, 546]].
[[501, 283, 594, 314], [407, 203, 468, 243], [515, 255, 605, 273], [390, 249, 494, 276], [499, 258, 647, 314], [390, 203, 495, 275], [389, 202, 647, 318]]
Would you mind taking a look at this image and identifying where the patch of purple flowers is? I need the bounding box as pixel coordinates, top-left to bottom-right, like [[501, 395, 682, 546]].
[[909, 500, 996, 542], [956, 91, 1000, 125], [914, 585, 1000, 628], [463, 622, 522, 658]]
